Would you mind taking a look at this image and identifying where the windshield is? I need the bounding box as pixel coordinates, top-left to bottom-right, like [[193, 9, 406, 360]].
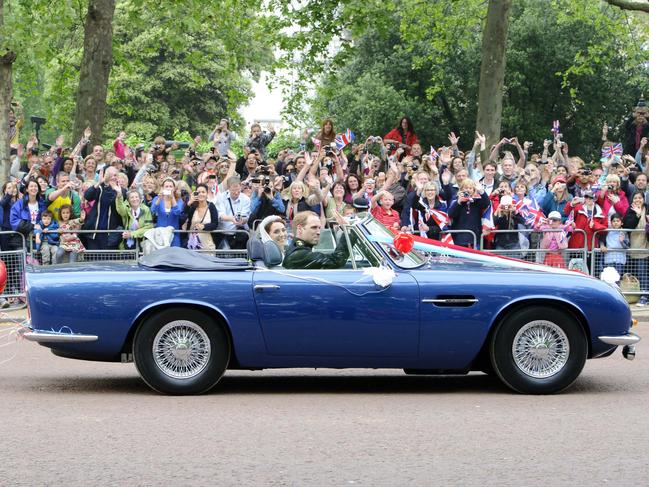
[[362, 217, 427, 269]]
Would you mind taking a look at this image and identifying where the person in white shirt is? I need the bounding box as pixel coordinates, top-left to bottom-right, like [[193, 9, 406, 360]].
[[215, 176, 251, 249]]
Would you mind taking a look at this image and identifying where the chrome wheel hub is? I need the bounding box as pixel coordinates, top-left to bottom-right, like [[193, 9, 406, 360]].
[[512, 320, 570, 379], [153, 321, 211, 379]]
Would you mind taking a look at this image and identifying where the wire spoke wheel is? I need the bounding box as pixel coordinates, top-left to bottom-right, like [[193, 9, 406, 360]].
[[512, 320, 570, 379], [153, 320, 211, 379]]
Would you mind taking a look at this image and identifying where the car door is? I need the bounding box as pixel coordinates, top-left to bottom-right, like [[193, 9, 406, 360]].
[[252, 228, 420, 359]]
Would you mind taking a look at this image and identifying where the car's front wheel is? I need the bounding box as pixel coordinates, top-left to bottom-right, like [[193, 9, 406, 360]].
[[490, 306, 587, 394], [133, 308, 230, 395]]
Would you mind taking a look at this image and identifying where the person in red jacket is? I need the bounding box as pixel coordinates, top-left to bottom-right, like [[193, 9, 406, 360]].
[[597, 174, 629, 221], [384, 117, 419, 155], [564, 190, 607, 251]]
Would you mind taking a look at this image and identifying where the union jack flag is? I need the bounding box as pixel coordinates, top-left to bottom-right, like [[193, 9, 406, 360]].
[[430, 146, 439, 161], [334, 129, 355, 150], [601, 143, 623, 159], [514, 197, 545, 226], [481, 203, 494, 230], [312, 138, 321, 150]]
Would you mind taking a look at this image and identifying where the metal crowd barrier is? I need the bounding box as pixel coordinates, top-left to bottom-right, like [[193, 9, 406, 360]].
[[481, 229, 589, 271], [7, 223, 649, 303], [0, 231, 27, 306], [590, 229, 649, 298]]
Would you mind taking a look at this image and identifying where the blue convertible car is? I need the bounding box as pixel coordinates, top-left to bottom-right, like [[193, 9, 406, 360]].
[[21, 216, 640, 395]]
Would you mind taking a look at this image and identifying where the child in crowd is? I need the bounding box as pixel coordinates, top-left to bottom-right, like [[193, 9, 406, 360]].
[[56, 204, 85, 263], [370, 190, 400, 229], [601, 213, 629, 277], [34, 210, 59, 265], [535, 211, 572, 268]]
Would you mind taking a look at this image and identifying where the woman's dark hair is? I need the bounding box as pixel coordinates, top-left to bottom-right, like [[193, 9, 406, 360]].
[[397, 117, 415, 140], [332, 181, 346, 194], [192, 183, 209, 207], [344, 173, 363, 194], [1, 181, 15, 195], [264, 218, 286, 235], [24, 178, 42, 200], [321, 118, 334, 135]]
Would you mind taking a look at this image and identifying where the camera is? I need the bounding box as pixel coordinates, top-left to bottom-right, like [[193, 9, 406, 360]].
[[387, 143, 398, 151], [249, 148, 258, 154], [193, 191, 199, 197], [497, 188, 506, 195], [462, 192, 470, 198], [258, 165, 271, 176], [146, 162, 160, 173], [208, 174, 217, 180]]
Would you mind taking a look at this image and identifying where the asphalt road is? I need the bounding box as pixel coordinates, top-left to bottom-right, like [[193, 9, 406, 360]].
[[0, 319, 647, 486]]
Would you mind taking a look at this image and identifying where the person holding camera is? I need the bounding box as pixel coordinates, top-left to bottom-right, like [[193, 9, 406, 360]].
[[448, 179, 491, 248], [115, 189, 154, 251], [249, 175, 286, 226], [384, 117, 418, 155], [215, 176, 250, 250], [209, 119, 236, 156], [83, 167, 128, 252], [184, 184, 219, 251], [492, 194, 526, 254], [150, 177, 185, 247], [596, 174, 629, 222], [245, 123, 275, 162], [541, 176, 573, 222], [45, 171, 82, 223]]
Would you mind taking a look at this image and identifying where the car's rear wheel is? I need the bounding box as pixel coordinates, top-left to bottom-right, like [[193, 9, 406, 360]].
[[489, 306, 587, 394], [133, 308, 230, 395]]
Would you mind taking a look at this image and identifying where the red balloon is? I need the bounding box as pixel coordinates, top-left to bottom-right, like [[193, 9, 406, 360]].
[[393, 232, 415, 253], [0, 259, 6, 295]]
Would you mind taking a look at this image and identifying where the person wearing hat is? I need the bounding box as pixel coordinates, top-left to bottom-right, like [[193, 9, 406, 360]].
[[493, 194, 526, 253], [565, 190, 606, 252], [541, 175, 573, 222], [535, 210, 572, 268]]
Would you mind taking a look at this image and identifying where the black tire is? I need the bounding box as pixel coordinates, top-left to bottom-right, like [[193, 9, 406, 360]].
[[133, 308, 230, 395], [489, 306, 587, 394]]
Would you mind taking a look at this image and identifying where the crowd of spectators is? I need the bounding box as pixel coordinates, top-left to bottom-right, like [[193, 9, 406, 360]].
[[5, 103, 649, 303]]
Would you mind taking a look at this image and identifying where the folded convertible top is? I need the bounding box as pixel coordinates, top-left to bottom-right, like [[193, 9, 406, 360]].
[[139, 247, 253, 271]]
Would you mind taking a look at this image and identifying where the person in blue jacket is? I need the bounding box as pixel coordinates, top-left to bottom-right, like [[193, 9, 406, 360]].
[[150, 177, 185, 247], [448, 179, 490, 248], [10, 179, 47, 247]]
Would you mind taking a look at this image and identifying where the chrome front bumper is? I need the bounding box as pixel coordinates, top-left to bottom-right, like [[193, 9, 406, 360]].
[[598, 333, 641, 346], [598, 332, 641, 361], [18, 323, 98, 343]]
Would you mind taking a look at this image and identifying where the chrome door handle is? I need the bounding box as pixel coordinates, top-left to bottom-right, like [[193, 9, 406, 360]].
[[254, 284, 281, 292], [422, 298, 478, 305]]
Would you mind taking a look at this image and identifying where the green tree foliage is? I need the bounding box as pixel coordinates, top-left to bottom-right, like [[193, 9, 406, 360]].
[[8, 0, 273, 145], [274, 0, 649, 159]]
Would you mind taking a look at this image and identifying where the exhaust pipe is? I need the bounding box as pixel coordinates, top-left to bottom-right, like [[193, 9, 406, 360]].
[[623, 345, 636, 361]]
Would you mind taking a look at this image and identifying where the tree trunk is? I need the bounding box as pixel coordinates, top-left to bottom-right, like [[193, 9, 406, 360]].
[[475, 0, 512, 150], [72, 0, 116, 146], [0, 0, 16, 185]]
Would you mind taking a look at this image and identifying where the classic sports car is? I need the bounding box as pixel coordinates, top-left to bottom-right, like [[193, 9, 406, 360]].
[[21, 216, 640, 395]]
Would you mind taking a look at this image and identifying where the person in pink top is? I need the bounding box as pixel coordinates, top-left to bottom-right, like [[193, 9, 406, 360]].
[[113, 131, 127, 160], [597, 174, 629, 222]]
